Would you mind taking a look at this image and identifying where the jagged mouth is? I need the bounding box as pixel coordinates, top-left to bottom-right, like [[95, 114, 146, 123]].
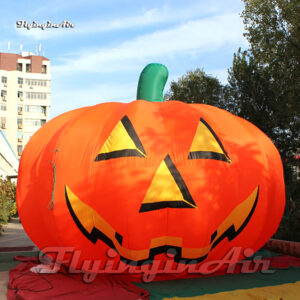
[[65, 185, 259, 264]]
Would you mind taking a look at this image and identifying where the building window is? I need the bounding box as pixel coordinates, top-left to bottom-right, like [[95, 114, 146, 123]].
[[18, 77, 23, 85], [1, 90, 7, 97], [1, 104, 6, 111], [17, 63, 23, 71], [26, 64, 31, 73], [37, 80, 47, 86], [23, 132, 33, 140], [17, 118, 23, 125], [1, 77, 7, 84], [18, 106, 23, 113], [17, 145, 23, 156], [18, 91, 23, 98], [1, 117, 6, 129], [24, 79, 47, 86], [42, 65, 47, 74], [26, 92, 47, 99], [24, 118, 46, 126], [24, 105, 46, 114], [17, 131, 23, 143]]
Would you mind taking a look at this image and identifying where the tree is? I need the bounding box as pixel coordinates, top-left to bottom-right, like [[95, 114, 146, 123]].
[[228, 0, 300, 241], [242, 0, 300, 72], [0, 177, 17, 234], [228, 0, 300, 179], [240, 0, 300, 143], [165, 69, 226, 108], [228, 48, 299, 152]]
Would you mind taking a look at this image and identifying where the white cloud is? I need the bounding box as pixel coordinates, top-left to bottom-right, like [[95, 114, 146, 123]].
[[52, 13, 245, 76], [50, 82, 135, 118], [14, 2, 236, 40], [14, 7, 171, 40]]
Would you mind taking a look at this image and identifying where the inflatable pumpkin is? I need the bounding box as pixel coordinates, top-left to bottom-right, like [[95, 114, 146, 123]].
[[17, 64, 285, 266]]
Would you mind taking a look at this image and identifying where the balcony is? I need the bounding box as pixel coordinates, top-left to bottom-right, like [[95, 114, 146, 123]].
[[18, 138, 23, 143], [18, 111, 23, 115], [19, 97, 23, 101], [1, 123, 6, 129], [18, 124, 23, 129], [2, 96, 6, 101]]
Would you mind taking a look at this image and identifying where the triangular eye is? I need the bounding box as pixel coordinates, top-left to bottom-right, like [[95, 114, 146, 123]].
[[95, 116, 146, 161], [188, 118, 231, 163]]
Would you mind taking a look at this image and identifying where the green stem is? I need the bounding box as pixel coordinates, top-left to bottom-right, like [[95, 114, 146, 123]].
[[136, 63, 168, 102]]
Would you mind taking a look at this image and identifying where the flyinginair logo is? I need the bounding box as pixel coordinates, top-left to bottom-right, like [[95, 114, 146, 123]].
[[37, 246, 275, 283], [16, 20, 75, 30]]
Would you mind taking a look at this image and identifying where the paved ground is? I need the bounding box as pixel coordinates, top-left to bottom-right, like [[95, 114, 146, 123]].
[[0, 217, 36, 249], [0, 218, 38, 299], [0, 271, 8, 300]]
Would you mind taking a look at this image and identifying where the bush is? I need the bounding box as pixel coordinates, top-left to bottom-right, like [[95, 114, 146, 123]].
[[0, 177, 17, 234]]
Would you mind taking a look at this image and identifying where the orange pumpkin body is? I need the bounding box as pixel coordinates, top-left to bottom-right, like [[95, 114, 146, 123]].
[[17, 100, 285, 267]]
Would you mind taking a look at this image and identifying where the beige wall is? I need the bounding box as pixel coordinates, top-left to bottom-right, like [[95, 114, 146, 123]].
[[0, 53, 51, 158]]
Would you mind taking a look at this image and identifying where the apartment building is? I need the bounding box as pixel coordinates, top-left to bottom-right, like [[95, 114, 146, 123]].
[[0, 52, 51, 158]]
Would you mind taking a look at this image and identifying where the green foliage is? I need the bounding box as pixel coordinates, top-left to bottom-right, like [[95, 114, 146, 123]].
[[165, 68, 226, 107], [227, 49, 299, 157], [234, 0, 300, 154], [242, 0, 300, 75], [228, 0, 300, 240], [0, 177, 17, 234]]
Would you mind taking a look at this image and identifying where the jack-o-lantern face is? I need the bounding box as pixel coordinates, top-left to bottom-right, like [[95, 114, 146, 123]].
[[65, 114, 259, 263], [16, 64, 285, 267]]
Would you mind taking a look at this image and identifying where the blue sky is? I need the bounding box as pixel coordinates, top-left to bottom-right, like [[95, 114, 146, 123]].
[[0, 0, 247, 118]]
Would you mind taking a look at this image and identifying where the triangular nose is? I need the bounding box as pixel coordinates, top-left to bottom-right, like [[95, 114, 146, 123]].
[[139, 155, 196, 212]]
